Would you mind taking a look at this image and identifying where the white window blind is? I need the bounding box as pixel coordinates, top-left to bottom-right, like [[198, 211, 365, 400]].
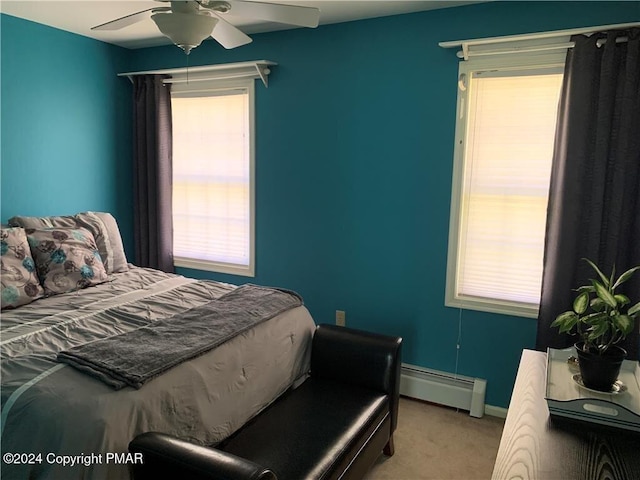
[[171, 86, 254, 276], [447, 60, 564, 317]]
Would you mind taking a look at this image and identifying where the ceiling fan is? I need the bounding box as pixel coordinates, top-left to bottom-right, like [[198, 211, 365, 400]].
[[92, 0, 320, 54]]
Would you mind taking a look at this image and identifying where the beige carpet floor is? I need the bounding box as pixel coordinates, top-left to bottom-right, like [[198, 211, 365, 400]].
[[366, 397, 505, 480]]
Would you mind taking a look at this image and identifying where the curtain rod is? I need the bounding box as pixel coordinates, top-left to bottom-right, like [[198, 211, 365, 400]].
[[596, 36, 629, 47], [440, 22, 638, 60], [457, 36, 629, 59], [438, 21, 640, 49]]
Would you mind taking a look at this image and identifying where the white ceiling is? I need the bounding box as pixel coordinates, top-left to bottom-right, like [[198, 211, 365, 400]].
[[0, 1, 484, 49]]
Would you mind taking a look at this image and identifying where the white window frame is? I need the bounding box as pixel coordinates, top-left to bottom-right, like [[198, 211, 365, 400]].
[[171, 79, 256, 277], [445, 50, 566, 318]]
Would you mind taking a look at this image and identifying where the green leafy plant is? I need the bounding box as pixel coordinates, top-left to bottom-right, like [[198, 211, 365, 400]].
[[551, 258, 640, 355]]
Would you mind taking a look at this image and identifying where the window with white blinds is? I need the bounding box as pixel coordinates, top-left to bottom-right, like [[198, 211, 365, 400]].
[[171, 83, 254, 276], [446, 56, 564, 318]]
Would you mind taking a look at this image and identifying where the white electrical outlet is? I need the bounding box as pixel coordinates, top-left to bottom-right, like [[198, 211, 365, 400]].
[[335, 310, 346, 327]]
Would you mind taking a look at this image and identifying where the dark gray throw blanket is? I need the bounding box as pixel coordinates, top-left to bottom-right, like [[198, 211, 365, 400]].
[[57, 284, 303, 389]]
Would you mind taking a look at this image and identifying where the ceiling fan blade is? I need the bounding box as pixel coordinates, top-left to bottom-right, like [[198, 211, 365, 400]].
[[92, 7, 169, 31], [210, 15, 253, 49], [224, 0, 320, 28]]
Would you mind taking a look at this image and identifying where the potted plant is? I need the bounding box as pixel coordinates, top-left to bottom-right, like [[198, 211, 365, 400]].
[[551, 258, 640, 392]]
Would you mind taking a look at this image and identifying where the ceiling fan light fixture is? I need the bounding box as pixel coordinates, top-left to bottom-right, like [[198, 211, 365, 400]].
[[151, 12, 218, 55]]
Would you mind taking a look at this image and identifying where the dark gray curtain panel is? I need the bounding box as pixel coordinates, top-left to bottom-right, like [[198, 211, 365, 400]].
[[133, 75, 174, 273], [536, 28, 640, 358]]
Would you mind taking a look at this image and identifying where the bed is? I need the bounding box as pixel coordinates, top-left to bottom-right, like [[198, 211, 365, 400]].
[[0, 214, 316, 480]]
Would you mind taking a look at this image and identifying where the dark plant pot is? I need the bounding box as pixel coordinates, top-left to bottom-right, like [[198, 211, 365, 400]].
[[575, 342, 627, 392]]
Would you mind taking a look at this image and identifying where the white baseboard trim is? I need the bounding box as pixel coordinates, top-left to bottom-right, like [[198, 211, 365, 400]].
[[484, 404, 508, 419], [400, 363, 486, 418]]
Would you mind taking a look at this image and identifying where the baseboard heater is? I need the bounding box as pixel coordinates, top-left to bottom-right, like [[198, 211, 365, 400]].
[[399, 363, 487, 418]]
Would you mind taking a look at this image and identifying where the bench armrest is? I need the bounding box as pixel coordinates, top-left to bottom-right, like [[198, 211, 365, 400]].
[[310, 324, 402, 432], [129, 432, 277, 480]]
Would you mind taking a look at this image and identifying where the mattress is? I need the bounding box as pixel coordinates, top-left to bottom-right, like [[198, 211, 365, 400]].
[[0, 266, 316, 480]]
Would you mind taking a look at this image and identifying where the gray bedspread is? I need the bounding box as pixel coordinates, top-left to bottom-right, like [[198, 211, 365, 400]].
[[1, 267, 316, 480], [57, 285, 303, 389]]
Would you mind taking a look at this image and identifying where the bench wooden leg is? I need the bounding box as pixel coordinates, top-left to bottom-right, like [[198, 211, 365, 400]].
[[383, 436, 395, 457]]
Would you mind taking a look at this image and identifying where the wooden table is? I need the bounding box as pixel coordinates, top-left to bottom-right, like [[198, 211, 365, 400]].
[[492, 349, 640, 480]]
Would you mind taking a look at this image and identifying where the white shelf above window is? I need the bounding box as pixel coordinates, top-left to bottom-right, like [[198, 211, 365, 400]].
[[118, 60, 277, 87], [439, 22, 640, 60]]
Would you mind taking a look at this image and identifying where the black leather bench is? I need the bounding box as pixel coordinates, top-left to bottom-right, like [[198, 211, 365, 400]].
[[129, 324, 402, 480]]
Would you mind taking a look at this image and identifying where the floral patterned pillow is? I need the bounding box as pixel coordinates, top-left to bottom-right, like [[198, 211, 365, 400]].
[[9, 212, 129, 274], [26, 228, 108, 296], [1, 227, 45, 309]]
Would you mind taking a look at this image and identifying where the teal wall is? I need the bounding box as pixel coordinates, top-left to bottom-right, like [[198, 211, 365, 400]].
[[0, 14, 134, 253], [130, 1, 639, 407], [1, 2, 638, 407]]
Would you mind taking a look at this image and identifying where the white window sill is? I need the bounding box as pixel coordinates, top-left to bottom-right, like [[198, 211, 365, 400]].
[[174, 257, 255, 277], [445, 295, 539, 319]]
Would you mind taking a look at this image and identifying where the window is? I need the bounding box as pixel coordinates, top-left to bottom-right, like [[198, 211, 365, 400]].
[[171, 81, 255, 276], [446, 54, 564, 318]]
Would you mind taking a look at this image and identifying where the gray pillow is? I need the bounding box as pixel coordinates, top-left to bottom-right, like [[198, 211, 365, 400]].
[[75, 212, 129, 273], [1, 227, 45, 309], [8, 214, 76, 230], [9, 212, 129, 274]]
